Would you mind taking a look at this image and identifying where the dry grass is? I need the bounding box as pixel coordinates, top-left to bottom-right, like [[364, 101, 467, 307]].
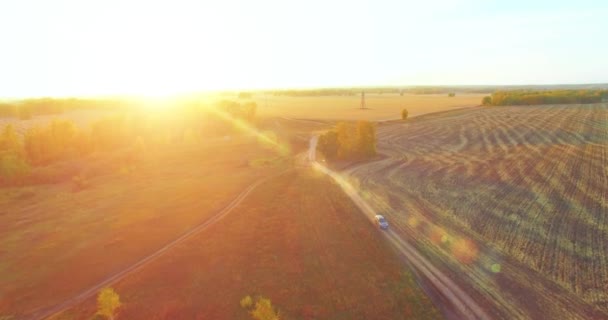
[[253, 93, 484, 120], [0, 110, 109, 135], [55, 171, 441, 320], [348, 103, 608, 319], [0, 138, 285, 318]]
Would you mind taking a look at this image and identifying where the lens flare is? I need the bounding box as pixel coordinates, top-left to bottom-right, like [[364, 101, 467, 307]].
[[452, 238, 479, 265], [206, 105, 290, 155]]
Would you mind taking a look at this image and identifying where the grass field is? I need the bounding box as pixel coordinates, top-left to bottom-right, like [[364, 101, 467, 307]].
[[53, 170, 440, 320], [0, 138, 288, 318], [0, 110, 108, 135], [253, 93, 484, 120], [347, 103, 608, 319], [0, 108, 442, 319]]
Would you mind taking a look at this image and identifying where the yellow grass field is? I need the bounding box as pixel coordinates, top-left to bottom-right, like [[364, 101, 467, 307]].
[[253, 93, 484, 120]]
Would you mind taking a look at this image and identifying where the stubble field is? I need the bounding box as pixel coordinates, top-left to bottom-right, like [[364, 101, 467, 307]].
[[347, 103, 608, 319]]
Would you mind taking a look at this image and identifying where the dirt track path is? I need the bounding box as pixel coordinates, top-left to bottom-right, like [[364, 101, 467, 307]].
[[308, 135, 491, 320], [28, 171, 290, 320]]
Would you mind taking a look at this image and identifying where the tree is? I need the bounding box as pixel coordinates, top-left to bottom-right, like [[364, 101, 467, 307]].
[[336, 122, 357, 159], [0, 153, 30, 185], [24, 120, 78, 165], [401, 108, 408, 120], [317, 130, 338, 160], [448, 92, 455, 97], [357, 121, 376, 157], [321, 121, 376, 161], [482, 96, 492, 106], [0, 125, 23, 156], [96, 287, 121, 320], [250, 297, 280, 320]]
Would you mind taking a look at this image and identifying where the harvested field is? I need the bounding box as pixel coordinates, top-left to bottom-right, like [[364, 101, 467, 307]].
[[347, 103, 608, 319]]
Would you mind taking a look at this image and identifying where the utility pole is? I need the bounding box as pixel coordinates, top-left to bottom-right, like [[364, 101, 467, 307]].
[[360, 91, 366, 109]]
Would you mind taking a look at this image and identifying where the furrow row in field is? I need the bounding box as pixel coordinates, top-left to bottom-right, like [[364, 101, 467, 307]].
[[349, 104, 608, 318]]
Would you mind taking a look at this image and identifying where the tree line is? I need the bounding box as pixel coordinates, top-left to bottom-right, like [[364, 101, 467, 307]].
[[317, 121, 376, 161], [0, 100, 257, 186], [482, 90, 608, 106], [0, 98, 132, 119]]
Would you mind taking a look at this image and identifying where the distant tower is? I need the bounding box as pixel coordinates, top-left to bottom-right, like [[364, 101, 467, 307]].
[[360, 91, 366, 109]]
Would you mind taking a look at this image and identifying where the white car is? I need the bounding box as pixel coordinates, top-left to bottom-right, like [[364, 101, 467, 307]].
[[374, 215, 389, 230]]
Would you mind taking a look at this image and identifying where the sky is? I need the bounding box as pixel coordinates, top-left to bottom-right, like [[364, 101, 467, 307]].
[[1, 0, 608, 97]]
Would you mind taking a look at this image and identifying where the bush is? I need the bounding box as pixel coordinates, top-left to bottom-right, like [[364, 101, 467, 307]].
[[24, 120, 78, 165], [401, 108, 408, 120], [240, 295, 253, 309], [0, 153, 30, 185], [250, 297, 280, 320], [448, 92, 455, 97], [482, 96, 492, 105], [96, 287, 121, 320], [0, 125, 23, 156]]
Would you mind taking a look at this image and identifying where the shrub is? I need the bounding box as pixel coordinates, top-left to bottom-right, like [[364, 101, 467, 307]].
[[240, 295, 253, 309], [482, 96, 492, 105], [96, 287, 121, 320], [24, 120, 78, 165], [0, 153, 30, 185], [448, 92, 455, 97], [250, 297, 280, 320], [0, 125, 23, 156], [401, 108, 408, 120]]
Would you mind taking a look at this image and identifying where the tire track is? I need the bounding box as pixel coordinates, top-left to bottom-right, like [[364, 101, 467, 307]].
[[27, 170, 291, 320]]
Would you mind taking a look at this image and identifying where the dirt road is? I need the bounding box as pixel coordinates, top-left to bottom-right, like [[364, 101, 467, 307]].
[[307, 135, 492, 320]]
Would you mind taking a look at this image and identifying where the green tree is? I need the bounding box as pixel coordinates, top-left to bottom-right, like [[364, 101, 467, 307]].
[[401, 108, 409, 120], [96, 287, 121, 320]]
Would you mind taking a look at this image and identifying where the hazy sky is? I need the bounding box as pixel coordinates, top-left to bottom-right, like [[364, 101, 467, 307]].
[[1, 0, 608, 97]]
